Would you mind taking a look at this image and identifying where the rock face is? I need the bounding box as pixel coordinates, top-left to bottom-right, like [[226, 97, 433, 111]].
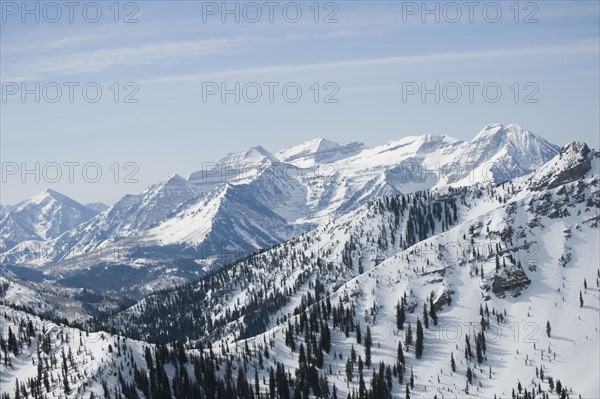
[[491, 269, 531, 298], [528, 142, 595, 191], [432, 289, 454, 311]]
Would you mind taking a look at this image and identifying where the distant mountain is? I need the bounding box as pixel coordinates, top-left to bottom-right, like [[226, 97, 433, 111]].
[[0, 189, 98, 251], [85, 202, 110, 213], [1, 124, 561, 295]]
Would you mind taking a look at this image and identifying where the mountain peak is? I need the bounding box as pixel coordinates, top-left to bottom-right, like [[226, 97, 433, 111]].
[[474, 122, 524, 139], [163, 174, 187, 184], [560, 141, 590, 157], [276, 138, 364, 166], [29, 188, 72, 205], [528, 141, 596, 191]]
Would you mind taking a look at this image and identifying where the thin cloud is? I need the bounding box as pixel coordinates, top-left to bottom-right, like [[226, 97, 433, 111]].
[[9, 37, 252, 76], [142, 40, 600, 84]]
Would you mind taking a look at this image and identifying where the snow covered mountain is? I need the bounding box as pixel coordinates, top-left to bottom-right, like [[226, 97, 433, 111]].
[[0, 189, 98, 251], [1, 124, 560, 295], [109, 140, 599, 398], [0, 140, 597, 399]]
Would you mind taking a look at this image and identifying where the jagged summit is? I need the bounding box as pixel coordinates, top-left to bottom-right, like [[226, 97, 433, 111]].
[[528, 141, 598, 191]]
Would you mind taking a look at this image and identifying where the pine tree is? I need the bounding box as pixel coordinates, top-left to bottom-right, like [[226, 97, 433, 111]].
[[546, 321, 551, 338], [365, 325, 372, 368], [555, 379, 562, 394], [346, 357, 353, 383], [415, 319, 424, 359], [396, 300, 405, 330], [397, 341, 405, 369], [450, 352, 456, 373], [7, 327, 18, 356], [475, 334, 484, 364], [429, 295, 438, 326], [422, 305, 429, 329], [466, 367, 473, 385], [321, 322, 331, 353], [404, 323, 413, 348], [579, 290, 584, 307], [465, 334, 472, 360]]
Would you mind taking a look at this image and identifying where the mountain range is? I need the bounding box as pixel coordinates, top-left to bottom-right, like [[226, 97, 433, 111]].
[[1, 123, 560, 295]]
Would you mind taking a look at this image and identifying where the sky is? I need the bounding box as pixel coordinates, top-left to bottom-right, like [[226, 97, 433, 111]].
[[1, 0, 599, 205]]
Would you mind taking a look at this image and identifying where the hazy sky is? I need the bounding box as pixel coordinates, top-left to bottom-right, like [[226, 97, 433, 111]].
[[1, 0, 599, 205]]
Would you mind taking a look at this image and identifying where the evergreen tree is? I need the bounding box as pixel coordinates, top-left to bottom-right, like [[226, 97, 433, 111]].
[[465, 334, 473, 360], [396, 300, 405, 331], [429, 295, 438, 326], [546, 321, 551, 338], [450, 352, 456, 373], [580, 290, 584, 307], [404, 323, 413, 348], [475, 334, 484, 364], [365, 326, 372, 368], [321, 322, 331, 353], [397, 341, 404, 370], [346, 358, 353, 383], [415, 319, 424, 359]]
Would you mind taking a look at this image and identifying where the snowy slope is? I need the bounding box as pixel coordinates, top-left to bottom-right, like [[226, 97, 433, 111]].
[[0, 305, 151, 398]]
